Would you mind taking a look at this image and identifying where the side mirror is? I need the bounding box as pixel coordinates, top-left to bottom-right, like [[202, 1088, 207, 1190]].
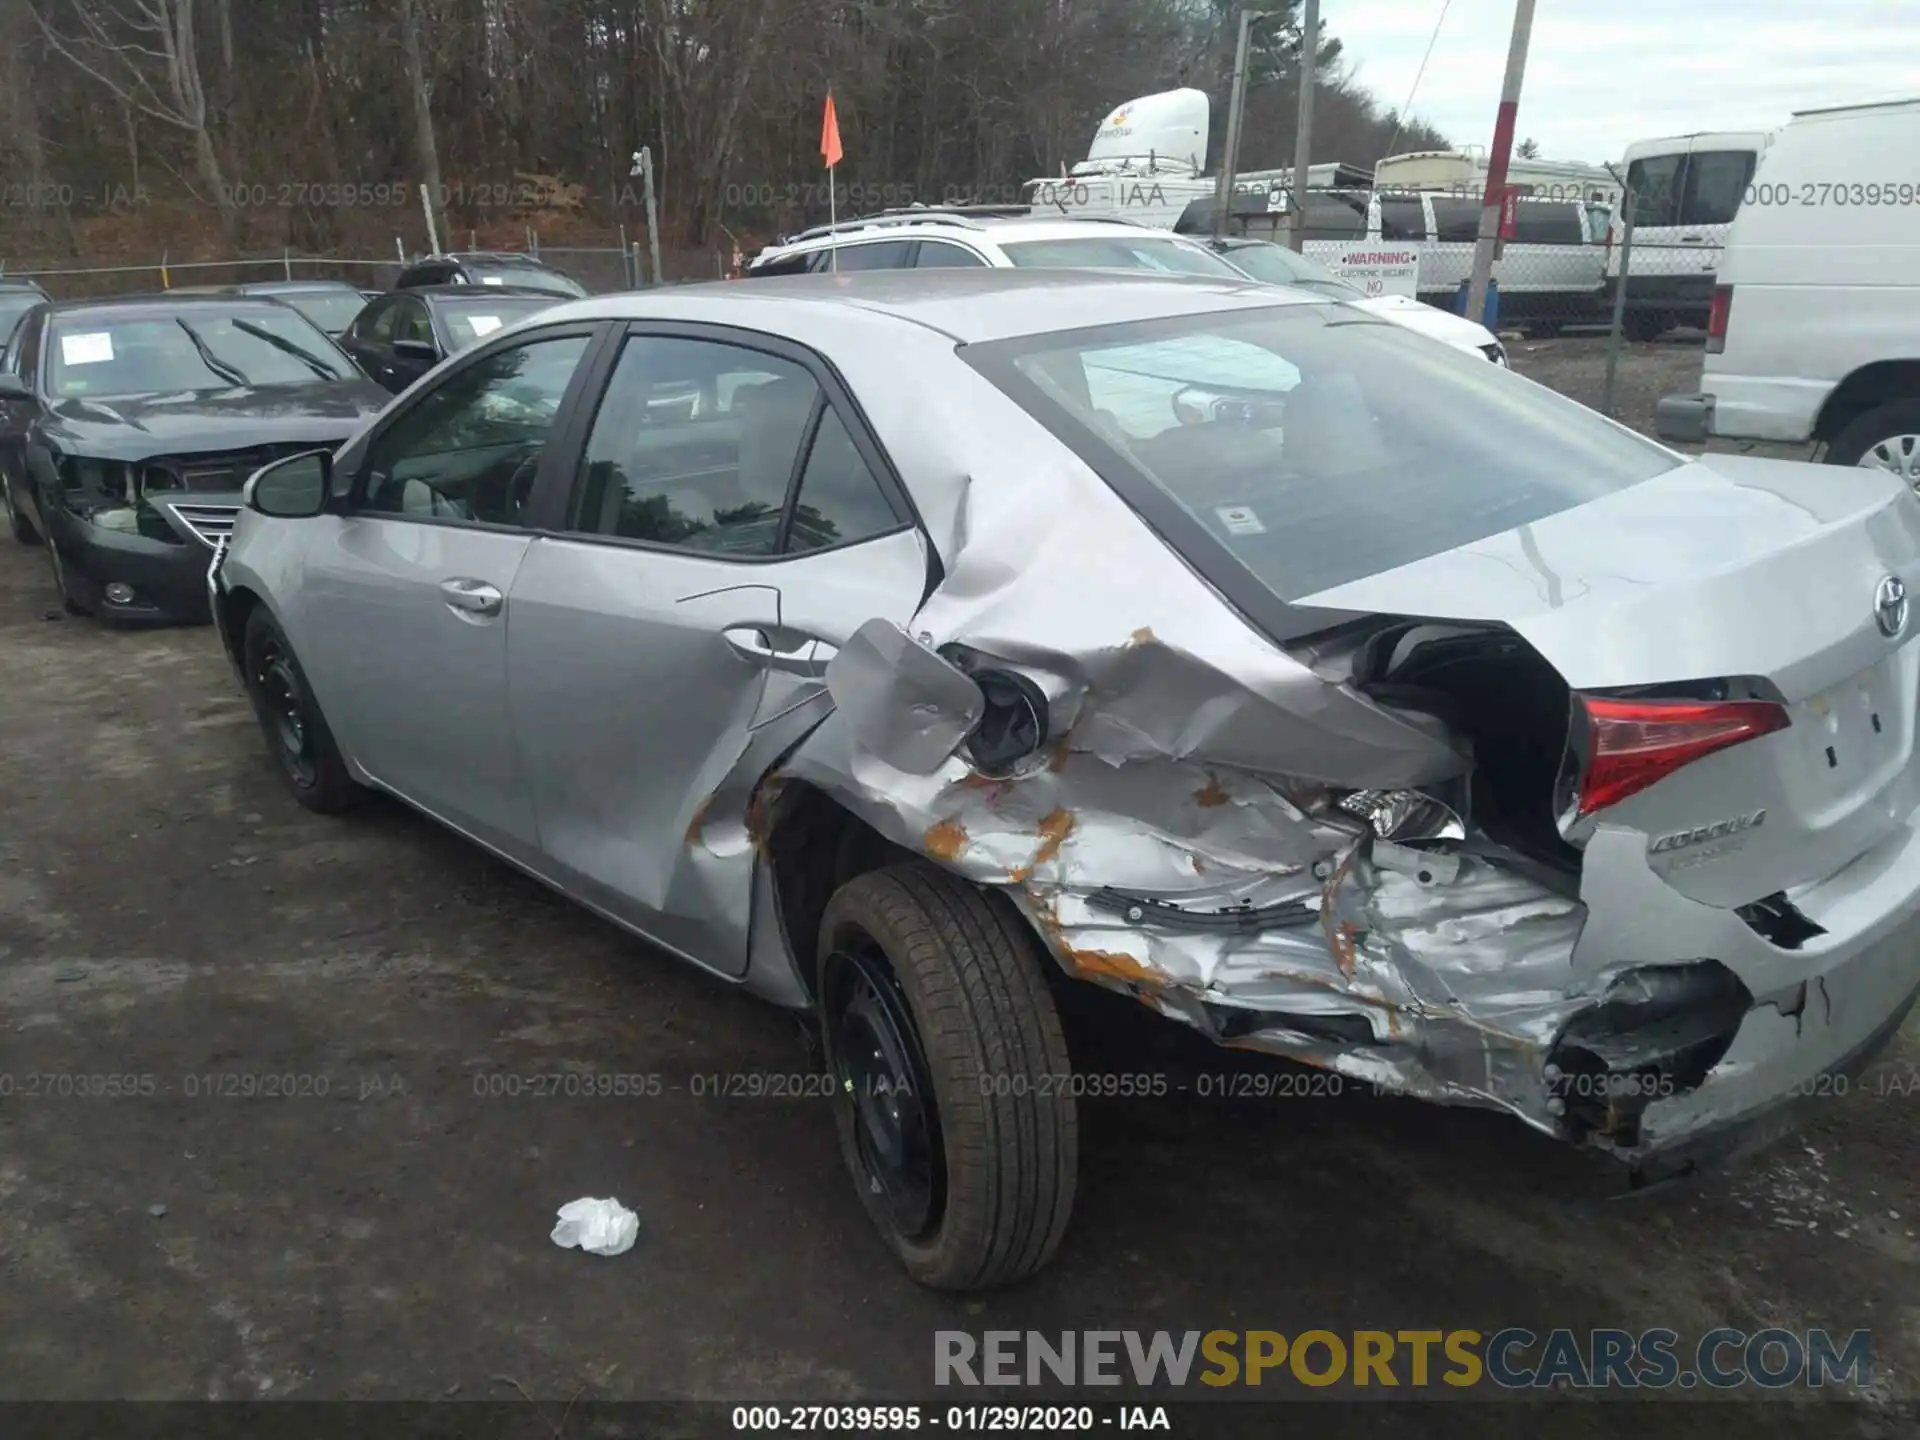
[[0, 373, 36, 404], [392, 339, 439, 364], [246, 449, 332, 519]]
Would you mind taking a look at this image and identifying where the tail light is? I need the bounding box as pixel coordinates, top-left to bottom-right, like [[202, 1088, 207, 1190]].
[[1706, 285, 1733, 354], [1574, 695, 1789, 815]]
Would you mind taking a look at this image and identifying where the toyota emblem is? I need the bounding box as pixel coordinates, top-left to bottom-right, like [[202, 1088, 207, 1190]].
[[1875, 575, 1909, 639]]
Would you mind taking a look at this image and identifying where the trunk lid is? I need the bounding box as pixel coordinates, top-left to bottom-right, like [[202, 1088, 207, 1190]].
[[1299, 454, 1920, 905]]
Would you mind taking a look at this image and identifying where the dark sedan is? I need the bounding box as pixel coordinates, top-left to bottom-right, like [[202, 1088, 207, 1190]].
[[222, 279, 371, 339], [0, 294, 389, 624], [392, 251, 587, 299], [339, 284, 564, 393]]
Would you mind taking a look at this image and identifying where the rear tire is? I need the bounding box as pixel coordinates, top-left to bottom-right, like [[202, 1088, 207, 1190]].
[[3, 474, 36, 545], [1624, 312, 1667, 343], [817, 863, 1077, 1290], [1826, 399, 1920, 486], [241, 605, 361, 813]]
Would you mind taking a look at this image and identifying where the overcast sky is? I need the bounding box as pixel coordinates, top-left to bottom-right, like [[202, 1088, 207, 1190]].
[[1325, 0, 1917, 164]]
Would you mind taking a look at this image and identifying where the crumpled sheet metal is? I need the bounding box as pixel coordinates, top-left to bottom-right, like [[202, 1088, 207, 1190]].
[[789, 465, 1586, 1127], [783, 703, 1597, 1131], [910, 457, 1472, 789]]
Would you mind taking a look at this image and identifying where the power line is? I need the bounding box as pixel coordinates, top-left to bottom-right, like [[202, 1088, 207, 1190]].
[[1380, 0, 1453, 162]]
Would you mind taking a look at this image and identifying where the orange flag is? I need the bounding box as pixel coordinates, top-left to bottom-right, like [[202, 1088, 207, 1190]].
[[821, 93, 844, 169]]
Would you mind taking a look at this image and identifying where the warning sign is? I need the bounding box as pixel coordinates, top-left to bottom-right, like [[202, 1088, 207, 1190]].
[[1325, 245, 1420, 299]]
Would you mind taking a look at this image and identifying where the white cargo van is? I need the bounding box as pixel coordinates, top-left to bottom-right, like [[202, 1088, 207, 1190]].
[[1608, 130, 1772, 340], [1656, 98, 1920, 479]]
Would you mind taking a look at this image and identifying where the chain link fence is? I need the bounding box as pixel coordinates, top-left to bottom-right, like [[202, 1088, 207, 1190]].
[[1, 235, 730, 300]]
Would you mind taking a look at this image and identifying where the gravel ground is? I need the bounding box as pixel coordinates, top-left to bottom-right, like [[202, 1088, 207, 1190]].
[[0, 346, 1914, 1434]]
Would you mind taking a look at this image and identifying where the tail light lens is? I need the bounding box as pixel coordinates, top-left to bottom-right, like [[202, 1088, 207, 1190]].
[[1706, 285, 1733, 354], [1575, 695, 1789, 815]]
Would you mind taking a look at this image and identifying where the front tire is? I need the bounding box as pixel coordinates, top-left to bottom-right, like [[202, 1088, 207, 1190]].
[[3, 474, 37, 545], [242, 605, 361, 813], [44, 529, 89, 615], [1827, 400, 1920, 486], [817, 864, 1077, 1290]]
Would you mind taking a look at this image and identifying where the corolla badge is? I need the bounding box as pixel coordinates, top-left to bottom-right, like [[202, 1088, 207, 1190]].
[[1876, 575, 1908, 639], [1648, 809, 1766, 855]]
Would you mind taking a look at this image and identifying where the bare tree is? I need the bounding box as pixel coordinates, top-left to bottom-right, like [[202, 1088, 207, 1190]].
[[29, 0, 240, 241]]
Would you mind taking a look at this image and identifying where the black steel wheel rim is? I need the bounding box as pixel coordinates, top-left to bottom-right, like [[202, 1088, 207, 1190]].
[[255, 640, 317, 787], [823, 944, 944, 1240]]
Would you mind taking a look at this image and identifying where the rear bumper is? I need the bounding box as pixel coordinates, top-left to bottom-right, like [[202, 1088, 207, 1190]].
[[1620, 974, 1916, 1182], [1571, 813, 1920, 1162], [1603, 274, 1717, 318]]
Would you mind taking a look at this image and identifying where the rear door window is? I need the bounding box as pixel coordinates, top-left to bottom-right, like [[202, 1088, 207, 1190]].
[[914, 241, 989, 268], [1301, 193, 1367, 241], [1380, 197, 1427, 241], [1430, 197, 1483, 242], [1680, 150, 1757, 227], [1625, 154, 1684, 228], [1511, 202, 1583, 245], [826, 241, 915, 271]]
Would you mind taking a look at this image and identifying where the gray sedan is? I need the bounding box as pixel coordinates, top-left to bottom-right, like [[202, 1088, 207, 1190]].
[[210, 269, 1920, 1290]]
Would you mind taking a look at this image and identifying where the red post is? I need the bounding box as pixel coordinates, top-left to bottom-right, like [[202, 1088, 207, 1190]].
[[1465, 0, 1535, 325]]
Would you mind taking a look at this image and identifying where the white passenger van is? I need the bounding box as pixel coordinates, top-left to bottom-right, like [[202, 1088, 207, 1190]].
[[1655, 98, 1920, 479], [1608, 130, 1772, 340], [1175, 190, 1611, 331], [1374, 148, 1620, 206]]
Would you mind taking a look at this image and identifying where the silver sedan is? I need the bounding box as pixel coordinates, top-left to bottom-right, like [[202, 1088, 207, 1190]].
[[212, 268, 1920, 1289]]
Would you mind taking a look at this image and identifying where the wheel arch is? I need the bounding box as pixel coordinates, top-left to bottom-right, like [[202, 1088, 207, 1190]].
[[1812, 359, 1920, 443], [754, 774, 924, 1003]]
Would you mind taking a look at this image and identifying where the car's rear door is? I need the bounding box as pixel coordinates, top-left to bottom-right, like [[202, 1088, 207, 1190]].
[[290, 321, 606, 859], [504, 323, 929, 976]]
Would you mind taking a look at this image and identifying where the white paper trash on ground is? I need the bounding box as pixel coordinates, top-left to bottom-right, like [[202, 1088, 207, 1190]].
[[550, 1197, 639, 1257]]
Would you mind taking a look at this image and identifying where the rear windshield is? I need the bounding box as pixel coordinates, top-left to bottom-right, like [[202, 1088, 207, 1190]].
[[1217, 243, 1361, 298], [464, 264, 587, 298], [275, 290, 368, 335], [998, 237, 1246, 278], [435, 296, 560, 352], [964, 305, 1678, 601], [47, 307, 355, 397]]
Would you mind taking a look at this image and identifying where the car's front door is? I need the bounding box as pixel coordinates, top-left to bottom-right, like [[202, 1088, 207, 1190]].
[[292, 323, 602, 857], [504, 326, 929, 975]]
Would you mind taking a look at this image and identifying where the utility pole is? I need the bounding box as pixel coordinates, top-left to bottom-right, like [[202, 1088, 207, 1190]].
[[1465, 0, 1535, 326], [1210, 9, 1260, 241], [630, 147, 664, 286], [1287, 0, 1320, 252]]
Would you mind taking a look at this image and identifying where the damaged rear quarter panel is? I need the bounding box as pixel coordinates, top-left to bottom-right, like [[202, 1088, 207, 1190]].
[[783, 367, 1610, 1129]]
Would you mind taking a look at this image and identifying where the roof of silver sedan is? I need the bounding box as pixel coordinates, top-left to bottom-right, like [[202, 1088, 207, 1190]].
[[531, 268, 1323, 344]]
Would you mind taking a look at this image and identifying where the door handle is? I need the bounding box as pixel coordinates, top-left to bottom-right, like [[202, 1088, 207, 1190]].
[[1679, 234, 1705, 243], [724, 624, 831, 675], [440, 577, 503, 617]]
